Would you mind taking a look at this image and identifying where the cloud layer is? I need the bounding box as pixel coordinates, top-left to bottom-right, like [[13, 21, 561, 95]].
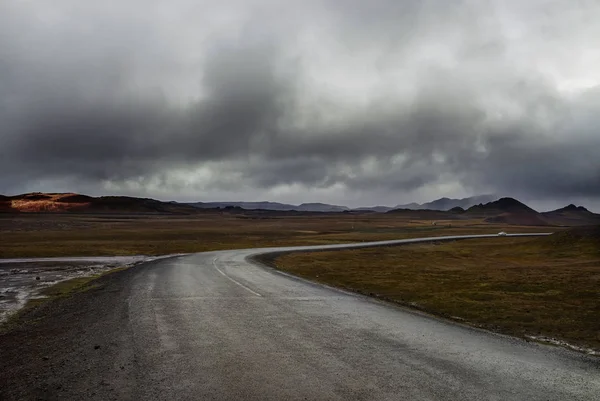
[[1, 0, 599, 208]]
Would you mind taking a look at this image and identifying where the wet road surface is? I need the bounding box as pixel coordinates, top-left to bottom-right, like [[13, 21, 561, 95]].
[[0, 255, 185, 322], [2, 234, 599, 400]]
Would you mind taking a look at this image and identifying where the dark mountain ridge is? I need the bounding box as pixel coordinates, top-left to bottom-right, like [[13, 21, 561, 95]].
[[3, 193, 599, 225], [541, 204, 600, 226], [187, 201, 349, 212], [465, 197, 537, 215], [389, 197, 599, 226], [395, 195, 498, 211]]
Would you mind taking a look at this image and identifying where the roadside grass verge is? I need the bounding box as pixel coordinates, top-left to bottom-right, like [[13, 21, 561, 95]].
[[272, 235, 600, 353]]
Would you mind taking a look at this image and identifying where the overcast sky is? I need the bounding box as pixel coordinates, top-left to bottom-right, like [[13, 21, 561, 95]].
[[1, 0, 599, 210]]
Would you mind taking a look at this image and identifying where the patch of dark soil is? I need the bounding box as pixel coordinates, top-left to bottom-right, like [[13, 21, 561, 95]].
[[57, 194, 94, 203], [0, 264, 145, 400]]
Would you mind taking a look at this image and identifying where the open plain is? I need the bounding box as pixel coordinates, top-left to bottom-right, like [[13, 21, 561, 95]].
[[1, 211, 598, 400]]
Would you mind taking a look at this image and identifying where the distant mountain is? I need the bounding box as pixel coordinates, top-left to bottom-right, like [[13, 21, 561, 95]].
[[548, 204, 592, 214], [188, 201, 298, 211], [297, 203, 349, 212], [389, 197, 547, 226], [541, 204, 600, 226], [1, 193, 201, 214], [393, 202, 421, 210], [5, 193, 598, 225], [465, 197, 547, 226], [354, 206, 394, 213], [387, 198, 600, 227], [386, 208, 464, 219], [465, 197, 537, 215], [187, 201, 349, 212], [395, 195, 497, 211]]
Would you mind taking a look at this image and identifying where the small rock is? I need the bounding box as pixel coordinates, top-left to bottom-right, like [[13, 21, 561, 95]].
[[35, 276, 41, 280], [94, 345, 101, 350], [42, 356, 49, 361]]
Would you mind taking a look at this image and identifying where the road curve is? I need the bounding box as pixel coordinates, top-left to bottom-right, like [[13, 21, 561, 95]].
[[2, 234, 599, 400]]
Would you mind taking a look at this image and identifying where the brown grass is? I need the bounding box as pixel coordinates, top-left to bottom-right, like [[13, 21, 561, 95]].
[[274, 236, 600, 352], [0, 213, 551, 258], [5, 212, 590, 352]]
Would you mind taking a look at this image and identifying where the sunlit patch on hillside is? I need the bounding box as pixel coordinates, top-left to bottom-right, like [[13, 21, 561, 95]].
[[9, 193, 90, 212]]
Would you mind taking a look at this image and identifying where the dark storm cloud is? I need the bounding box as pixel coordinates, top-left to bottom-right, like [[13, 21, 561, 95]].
[[1, 26, 291, 179], [1, 0, 599, 205], [471, 121, 600, 197]]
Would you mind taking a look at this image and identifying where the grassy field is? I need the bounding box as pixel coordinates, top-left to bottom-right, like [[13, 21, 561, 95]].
[[0, 212, 550, 258], [4, 212, 596, 353], [273, 231, 600, 352]]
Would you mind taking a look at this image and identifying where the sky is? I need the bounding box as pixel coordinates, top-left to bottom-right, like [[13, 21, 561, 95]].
[[1, 0, 599, 211]]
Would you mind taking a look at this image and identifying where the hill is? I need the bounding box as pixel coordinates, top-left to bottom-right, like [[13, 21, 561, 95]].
[[297, 203, 349, 212], [188, 201, 298, 211], [4, 193, 598, 224], [0, 193, 202, 214], [387, 197, 546, 225], [395, 195, 497, 211], [387, 197, 598, 227], [465, 197, 537, 215], [385, 208, 466, 220], [541, 204, 600, 226], [187, 201, 349, 212], [393, 202, 421, 210], [464, 197, 547, 226], [389, 197, 600, 226], [354, 206, 394, 213]]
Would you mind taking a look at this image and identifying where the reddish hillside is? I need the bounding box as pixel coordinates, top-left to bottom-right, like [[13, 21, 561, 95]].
[[0, 193, 201, 214], [1, 193, 90, 212]]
